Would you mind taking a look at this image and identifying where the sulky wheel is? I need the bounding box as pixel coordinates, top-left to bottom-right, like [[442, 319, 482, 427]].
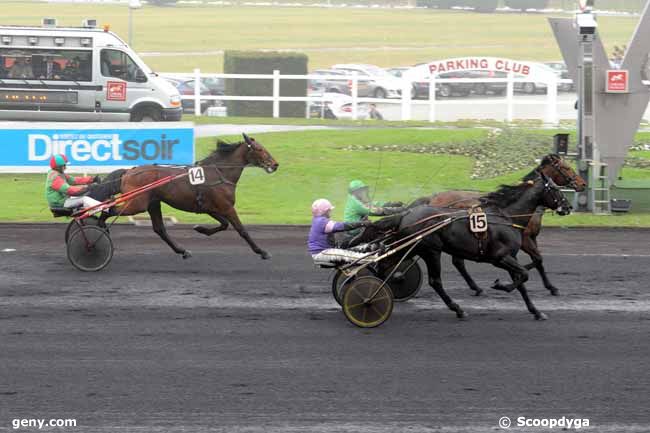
[[67, 225, 114, 272], [382, 258, 423, 303], [65, 217, 106, 244], [342, 276, 394, 328], [331, 267, 374, 307]]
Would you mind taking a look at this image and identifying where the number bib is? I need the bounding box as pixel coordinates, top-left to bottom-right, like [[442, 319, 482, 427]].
[[188, 167, 206, 185], [469, 212, 488, 233]]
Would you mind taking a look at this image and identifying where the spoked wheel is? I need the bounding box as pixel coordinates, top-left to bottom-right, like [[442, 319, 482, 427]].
[[331, 267, 374, 306], [65, 217, 106, 244], [67, 225, 114, 272], [342, 276, 394, 328], [381, 258, 423, 303]]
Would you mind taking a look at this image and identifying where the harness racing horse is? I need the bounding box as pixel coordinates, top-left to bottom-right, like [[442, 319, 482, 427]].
[[410, 154, 586, 296], [399, 174, 571, 321], [92, 133, 278, 260]]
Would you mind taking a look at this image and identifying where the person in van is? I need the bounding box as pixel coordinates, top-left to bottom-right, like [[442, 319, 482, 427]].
[[9, 57, 33, 79]]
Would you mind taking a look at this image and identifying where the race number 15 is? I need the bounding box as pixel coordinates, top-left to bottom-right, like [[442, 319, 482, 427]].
[[469, 212, 488, 233], [188, 167, 206, 185]]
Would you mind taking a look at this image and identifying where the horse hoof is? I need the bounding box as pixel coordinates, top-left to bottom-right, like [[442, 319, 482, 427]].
[[193, 225, 207, 235], [457, 311, 468, 320], [182, 250, 192, 260], [549, 288, 560, 296], [260, 251, 271, 260], [535, 312, 548, 321], [472, 289, 484, 297]]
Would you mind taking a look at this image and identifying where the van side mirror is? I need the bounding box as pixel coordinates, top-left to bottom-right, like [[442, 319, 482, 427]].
[[135, 69, 147, 83]]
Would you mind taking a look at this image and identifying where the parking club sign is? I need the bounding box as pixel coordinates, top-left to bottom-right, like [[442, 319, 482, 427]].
[[606, 70, 629, 93]]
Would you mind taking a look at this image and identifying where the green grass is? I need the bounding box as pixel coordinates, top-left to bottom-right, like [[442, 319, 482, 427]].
[[1, 1, 643, 72], [3, 128, 650, 226]]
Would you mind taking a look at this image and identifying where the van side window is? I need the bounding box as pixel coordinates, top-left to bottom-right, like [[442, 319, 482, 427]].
[[0, 48, 92, 81], [100, 49, 145, 83]]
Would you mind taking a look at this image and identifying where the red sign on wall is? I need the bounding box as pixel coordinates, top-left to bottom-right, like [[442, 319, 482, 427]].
[[606, 70, 629, 93], [106, 81, 127, 101]]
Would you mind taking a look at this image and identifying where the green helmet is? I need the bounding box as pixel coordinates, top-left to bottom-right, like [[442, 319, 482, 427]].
[[348, 180, 368, 193]]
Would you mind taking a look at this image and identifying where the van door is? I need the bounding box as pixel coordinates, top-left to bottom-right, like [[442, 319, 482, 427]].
[[96, 48, 151, 121]]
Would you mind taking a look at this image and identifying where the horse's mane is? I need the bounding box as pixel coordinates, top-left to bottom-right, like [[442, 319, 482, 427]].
[[480, 182, 533, 208], [522, 154, 560, 182], [196, 139, 243, 164]]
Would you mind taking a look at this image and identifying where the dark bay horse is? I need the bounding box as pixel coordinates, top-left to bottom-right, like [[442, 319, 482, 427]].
[[399, 174, 571, 321], [410, 154, 586, 296], [93, 133, 278, 260]]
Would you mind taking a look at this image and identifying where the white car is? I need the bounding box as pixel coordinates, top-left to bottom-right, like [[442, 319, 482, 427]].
[[309, 92, 370, 120], [331, 63, 406, 99]]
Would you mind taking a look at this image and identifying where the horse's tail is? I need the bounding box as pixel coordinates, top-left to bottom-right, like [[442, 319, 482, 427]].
[[87, 169, 126, 202]]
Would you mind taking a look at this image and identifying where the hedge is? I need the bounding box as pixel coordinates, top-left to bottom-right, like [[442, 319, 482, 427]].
[[223, 51, 308, 118]]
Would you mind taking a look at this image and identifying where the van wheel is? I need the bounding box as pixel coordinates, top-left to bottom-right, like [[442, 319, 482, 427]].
[[132, 107, 162, 122], [374, 88, 387, 99]]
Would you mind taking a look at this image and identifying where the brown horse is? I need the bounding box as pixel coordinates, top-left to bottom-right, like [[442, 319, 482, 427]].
[[412, 154, 586, 296], [105, 133, 278, 260]]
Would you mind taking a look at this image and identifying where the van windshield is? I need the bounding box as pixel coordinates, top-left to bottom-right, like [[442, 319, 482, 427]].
[[100, 49, 147, 82], [0, 48, 92, 81]]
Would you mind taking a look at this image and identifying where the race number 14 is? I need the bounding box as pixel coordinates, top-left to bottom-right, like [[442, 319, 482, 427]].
[[188, 167, 206, 185], [469, 212, 488, 233]]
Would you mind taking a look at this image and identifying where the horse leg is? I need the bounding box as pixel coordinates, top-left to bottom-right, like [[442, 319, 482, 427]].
[[492, 255, 546, 320], [517, 282, 548, 321], [522, 235, 559, 296], [452, 256, 484, 296], [148, 201, 191, 259], [491, 255, 528, 293], [422, 252, 467, 319], [193, 213, 229, 236], [222, 208, 270, 260]]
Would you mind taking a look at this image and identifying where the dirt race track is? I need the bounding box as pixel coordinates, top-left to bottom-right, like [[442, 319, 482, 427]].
[[1, 224, 649, 432]]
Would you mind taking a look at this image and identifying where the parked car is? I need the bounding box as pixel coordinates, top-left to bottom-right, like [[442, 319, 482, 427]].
[[544, 61, 574, 91], [162, 77, 216, 114], [514, 78, 547, 94], [332, 64, 405, 99], [308, 69, 372, 96], [434, 71, 474, 98], [201, 76, 225, 95], [308, 92, 370, 120], [386, 67, 426, 98], [386, 67, 473, 98], [464, 70, 507, 96]]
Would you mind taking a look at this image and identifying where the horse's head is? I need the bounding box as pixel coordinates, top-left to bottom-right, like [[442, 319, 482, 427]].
[[539, 173, 572, 216], [539, 154, 587, 192], [243, 133, 279, 174]]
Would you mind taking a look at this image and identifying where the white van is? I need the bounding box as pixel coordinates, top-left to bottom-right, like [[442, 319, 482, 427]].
[[0, 19, 182, 121]]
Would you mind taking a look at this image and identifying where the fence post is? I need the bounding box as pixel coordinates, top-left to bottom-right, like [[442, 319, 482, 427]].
[[428, 75, 436, 123], [272, 70, 280, 118], [401, 78, 412, 121], [194, 68, 201, 116], [506, 71, 514, 122], [351, 72, 358, 120], [545, 74, 559, 125]]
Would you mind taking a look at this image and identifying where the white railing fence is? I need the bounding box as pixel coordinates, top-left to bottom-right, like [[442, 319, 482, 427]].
[[164, 68, 574, 124]]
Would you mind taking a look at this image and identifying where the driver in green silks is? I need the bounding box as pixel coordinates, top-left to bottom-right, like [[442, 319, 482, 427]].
[[339, 180, 404, 247], [344, 180, 404, 222]]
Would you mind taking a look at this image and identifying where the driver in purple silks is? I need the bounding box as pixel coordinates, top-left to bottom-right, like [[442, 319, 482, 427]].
[[308, 198, 371, 264]]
